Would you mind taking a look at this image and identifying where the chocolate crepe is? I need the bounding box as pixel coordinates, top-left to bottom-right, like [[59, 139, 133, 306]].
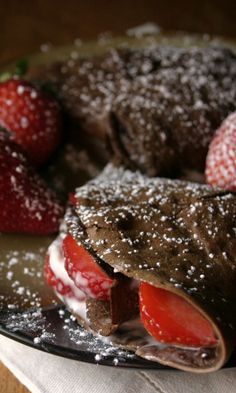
[[33, 46, 236, 176], [64, 165, 236, 372], [64, 206, 139, 335]]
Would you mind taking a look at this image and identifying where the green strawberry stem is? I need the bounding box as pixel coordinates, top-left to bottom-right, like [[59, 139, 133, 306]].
[[0, 58, 29, 82]]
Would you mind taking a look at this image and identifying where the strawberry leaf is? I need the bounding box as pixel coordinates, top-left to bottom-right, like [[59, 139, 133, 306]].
[[15, 59, 29, 76], [0, 58, 29, 82]]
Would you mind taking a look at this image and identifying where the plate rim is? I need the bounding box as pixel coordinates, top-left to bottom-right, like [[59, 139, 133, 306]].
[[0, 306, 168, 370]]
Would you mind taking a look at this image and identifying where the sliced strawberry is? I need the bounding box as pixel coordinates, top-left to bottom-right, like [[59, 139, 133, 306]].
[[205, 112, 236, 191], [0, 133, 63, 234], [63, 234, 114, 301], [44, 245, 86, 302], [139, 282, 217, 347], [0, 79, 62, 166], [44, 254, 73, 297]]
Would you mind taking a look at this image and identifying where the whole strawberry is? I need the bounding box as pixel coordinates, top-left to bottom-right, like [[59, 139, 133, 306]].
[[205, 112, 236, 192], [0, 79, 61, 166], [0, 133, 64, 234]]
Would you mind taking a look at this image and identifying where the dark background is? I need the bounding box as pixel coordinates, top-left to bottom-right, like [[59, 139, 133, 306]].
[[1, 0, 236, 63]]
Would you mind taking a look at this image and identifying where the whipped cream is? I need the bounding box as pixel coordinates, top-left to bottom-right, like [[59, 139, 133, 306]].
[[48, 236, 88, 322]]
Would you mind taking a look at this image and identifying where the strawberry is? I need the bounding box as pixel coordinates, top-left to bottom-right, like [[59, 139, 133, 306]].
[[69, 193, 77, 206], [63, 234, 114, 301], [205, 112, 236, 191], [44, 254, 74, 297], [0, 133, 64, 234], [44, 250, 86, 301], [139, 282, 217, 347], [0, 79, 62, 166]]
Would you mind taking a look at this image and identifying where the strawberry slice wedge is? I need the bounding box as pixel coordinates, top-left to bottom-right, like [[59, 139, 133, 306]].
[[63, 234, 114, 301], [139, 282, 217, 347], [44, 245, 86, 301], [44, 254, 74, 297]]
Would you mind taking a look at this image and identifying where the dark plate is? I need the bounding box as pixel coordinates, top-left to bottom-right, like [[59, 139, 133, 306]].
[[0, 33, 236, 370], [0, 307, 167, 369], [0, 231, 236, 370], [0, 233, 168, 369]]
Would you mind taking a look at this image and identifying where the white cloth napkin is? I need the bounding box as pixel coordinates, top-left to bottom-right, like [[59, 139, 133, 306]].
[[0, 334, 235, 393]]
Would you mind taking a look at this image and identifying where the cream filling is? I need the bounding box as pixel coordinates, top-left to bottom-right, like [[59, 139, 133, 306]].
[[56, 292, 88, 322], [48, 236, 169, 345], [48, 236, 211, 353], [48, 236, 88, 321]]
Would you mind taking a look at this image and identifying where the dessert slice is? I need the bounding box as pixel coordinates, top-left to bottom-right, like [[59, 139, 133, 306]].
[[45, 165, 236, 372], [46, 222, 139, 335], [34, 46, 236, 176]]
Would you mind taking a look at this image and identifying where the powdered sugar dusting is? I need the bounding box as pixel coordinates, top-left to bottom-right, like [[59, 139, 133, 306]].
[[206, 111, 236, 191], [0, 234, 137, 366], [66, 165, 236, 334], [41, 45, 236, 176]]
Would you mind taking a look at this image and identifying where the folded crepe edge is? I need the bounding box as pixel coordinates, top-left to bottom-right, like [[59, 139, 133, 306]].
[[63, 177, 236, 372], [62, 263, 231, 372], [64, 224, 234, 371], [132, 278, 231, 373]]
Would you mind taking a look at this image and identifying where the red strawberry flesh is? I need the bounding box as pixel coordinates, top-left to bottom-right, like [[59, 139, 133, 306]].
[[44, 254, 74, 297], [44, 239, 86, 301], [139, 282, 217, 347], [69, 193, 77, 206], [63, 234, 114, 301]]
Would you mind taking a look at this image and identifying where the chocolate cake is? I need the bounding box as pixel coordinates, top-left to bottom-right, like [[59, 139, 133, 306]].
[[36, 45, 236, 176], [46, 165, 236, 372]]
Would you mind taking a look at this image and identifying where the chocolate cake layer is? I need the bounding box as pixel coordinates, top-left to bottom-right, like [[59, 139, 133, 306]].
[[35, 45, 236, 176], [65, 164, 236, 372]]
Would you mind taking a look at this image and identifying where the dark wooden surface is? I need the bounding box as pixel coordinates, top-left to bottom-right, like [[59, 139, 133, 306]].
[[0, 361, 29, 393], [0, 1, 235, 391]]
